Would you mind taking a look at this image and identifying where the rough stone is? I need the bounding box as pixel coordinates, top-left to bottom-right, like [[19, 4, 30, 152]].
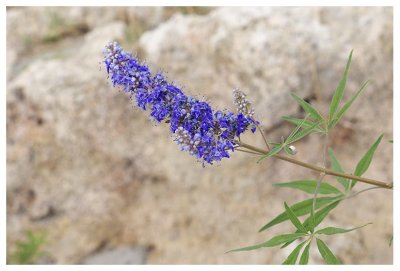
[[82, 246, 149, 264]]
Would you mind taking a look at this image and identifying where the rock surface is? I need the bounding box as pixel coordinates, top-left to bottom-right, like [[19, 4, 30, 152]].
[[82, 246, 149, 264], [7, 7, 392, 264]]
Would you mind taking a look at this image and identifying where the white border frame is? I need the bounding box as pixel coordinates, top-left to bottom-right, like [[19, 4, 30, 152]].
[[2, 1, 397, 270]]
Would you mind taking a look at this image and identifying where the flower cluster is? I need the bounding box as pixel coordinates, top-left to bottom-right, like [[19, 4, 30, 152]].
[[233, 89, 255, 118], [103, 41, 256, 164]]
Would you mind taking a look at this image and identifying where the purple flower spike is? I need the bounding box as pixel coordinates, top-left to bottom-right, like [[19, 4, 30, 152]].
[[103, 41, 256, 165]]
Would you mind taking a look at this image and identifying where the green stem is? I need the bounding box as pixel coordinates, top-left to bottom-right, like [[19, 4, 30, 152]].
[[235, 141, 393, 189], [311, 133, 329, 232], [251, 117, 271, 151], [344, 186, 386, 200], [235, 148, 261, 155]]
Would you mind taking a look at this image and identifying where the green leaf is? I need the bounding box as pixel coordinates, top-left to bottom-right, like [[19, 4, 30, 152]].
[[328, 148, 350, 190], [316, 223, 371, 235], [282, 199, 342, 249], [286, 114, 309, 142], [352, 134, 384, 188], [299, 242, 310, 265], [284, 202, 308, 233], [257, 144, 283, 162], [269, 142, 281, 147], [274, 180, 342, 195], [259, 196, 340, 232], [227, 233, 306, 253], [281, 201, 340, 248], [329, 80, 369, 129], [290, 93, 324, 121], [354, 134, 383, 176], [287, 122, 323, 145], [329, 50, 353, 123], [282, 240, 307, 265], [281, 116, 325, 133], [11, 231, 46, 264], [316, 238, 340, 264], [304, 200, 341, 232]]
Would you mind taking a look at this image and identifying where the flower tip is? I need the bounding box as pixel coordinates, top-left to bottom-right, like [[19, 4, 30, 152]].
[[233, 89, 255, 118]]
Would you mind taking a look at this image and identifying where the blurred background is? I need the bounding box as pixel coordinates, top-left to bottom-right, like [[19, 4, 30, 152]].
[[6, 6, 393, 264]]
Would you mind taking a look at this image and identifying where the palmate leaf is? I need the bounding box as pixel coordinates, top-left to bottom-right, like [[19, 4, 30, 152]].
[[281, 116, 325, 134], [315, 223, 371, 235], [282, 240, 307, 265], [328, 148, 350, 190], [284, 202, 308, 233], [281, 200, 341, 249], [259, 196, 340, 232], [316, 238, 340, 264], [329, 50, 353, 123], [299, 242, 311, 264], [273, 180, 342, 195], [290, 93, 324, 121], [227, 233, 306, 253], [329, 80, 369, 129], [305, 200, 341, 233], [351, 134, 384, 188]]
